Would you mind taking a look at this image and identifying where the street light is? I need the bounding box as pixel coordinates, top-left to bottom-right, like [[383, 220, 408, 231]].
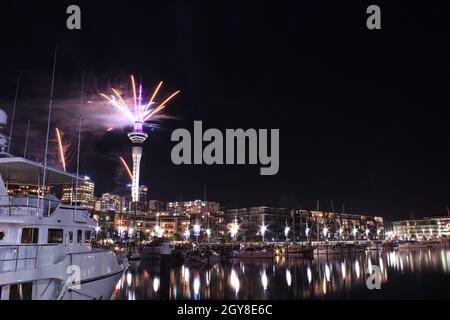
[[352, 226, 358, 240], [260, 224, 267, 242], [323, 226, 328, 239], [184, 229, 190, 241], [284, 226, 290, 240], [230, 218, 239, 241], [193, 223, 201, 243]]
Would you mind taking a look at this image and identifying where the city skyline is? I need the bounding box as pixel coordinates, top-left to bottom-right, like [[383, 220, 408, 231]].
[[0, 1, 448, 221]]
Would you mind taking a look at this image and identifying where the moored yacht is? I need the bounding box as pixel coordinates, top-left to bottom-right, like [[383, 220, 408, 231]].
[[0, 156, 128, 300]]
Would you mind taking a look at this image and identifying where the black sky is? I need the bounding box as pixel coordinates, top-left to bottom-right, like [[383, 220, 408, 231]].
[[0, 1, 449, 220]]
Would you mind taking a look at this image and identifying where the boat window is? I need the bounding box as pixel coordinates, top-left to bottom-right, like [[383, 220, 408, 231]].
[[68, 231, 73, 243], [77, 230, 82, 243], [0, 230, 5, 241], [21, 228, 39, 244], [85, 231, 91, 243], [9, 282, 32, 300], [48, 229, 63, 244]]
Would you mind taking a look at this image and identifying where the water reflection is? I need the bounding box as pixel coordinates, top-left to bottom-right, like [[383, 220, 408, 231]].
[[111, 248, 450, 300]]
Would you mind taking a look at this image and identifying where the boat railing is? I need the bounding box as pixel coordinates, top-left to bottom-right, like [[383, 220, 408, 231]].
[[0, 195, 60, 217], [0, 244, 58, 273]]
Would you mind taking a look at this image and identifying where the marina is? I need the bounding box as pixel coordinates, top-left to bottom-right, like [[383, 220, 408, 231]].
[[112, 247, 450, 300], [1, 2, 450, 304]]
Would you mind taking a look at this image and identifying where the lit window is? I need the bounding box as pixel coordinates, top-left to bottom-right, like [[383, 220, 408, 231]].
[[85, 231, 91, 243], [48, 229, 63, 244], [21, 228, 39, 244]]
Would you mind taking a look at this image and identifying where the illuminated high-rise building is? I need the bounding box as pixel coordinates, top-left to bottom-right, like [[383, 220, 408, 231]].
[[61, 177, 95, 210]]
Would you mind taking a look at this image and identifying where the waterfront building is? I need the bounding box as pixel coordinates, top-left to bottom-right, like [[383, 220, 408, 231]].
[[139, 185, 148, 210], [114, 211, 190, 239], [226, 207, 291, 241], [98, 193, 124, 213], [392, 216, 450, 240], [167, 200, 220, 216], [61, 178, 95, 210], [7, 183, 52, 196], [226, 207, 384, 241], [149, 200, 166, 211]]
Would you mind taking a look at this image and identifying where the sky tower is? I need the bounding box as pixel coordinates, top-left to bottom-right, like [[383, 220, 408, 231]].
[[128, 121, 147, 202], [128, 83, 147, 203], [101, 75, 180, 204]]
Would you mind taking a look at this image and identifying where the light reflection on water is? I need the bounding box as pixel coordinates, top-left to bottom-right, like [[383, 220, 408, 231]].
[[111, 248, 450, 300]]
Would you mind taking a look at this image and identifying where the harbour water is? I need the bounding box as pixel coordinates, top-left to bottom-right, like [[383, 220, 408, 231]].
[[112, 248, 450, 300]]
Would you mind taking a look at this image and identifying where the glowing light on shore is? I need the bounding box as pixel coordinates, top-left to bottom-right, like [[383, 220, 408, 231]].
[[119, 156, 133, 180], [55, 128, 66, 172], [260, 224, 267, 240], [193, 223, 201, 236], [305, 226, 310, 237], [323, 226, 328, 238], [352, 226, 358, 238], [230, 217, 239, 239], [284, 226, 290, 237]]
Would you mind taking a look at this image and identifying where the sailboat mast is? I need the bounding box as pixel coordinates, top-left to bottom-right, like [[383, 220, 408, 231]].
[[7, 77, 20, 153], [23, 120, 30, 158], [75, 69, 84, 206], [42, 47, 58, 195]]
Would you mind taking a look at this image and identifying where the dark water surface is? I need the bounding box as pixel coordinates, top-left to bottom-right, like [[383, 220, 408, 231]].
[[111, 248, 450, 300]]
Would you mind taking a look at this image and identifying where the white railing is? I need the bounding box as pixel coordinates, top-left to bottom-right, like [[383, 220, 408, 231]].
[[0, 195, 60, 217]]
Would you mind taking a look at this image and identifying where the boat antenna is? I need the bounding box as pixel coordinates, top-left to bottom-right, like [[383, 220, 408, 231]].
[[23, 120, 30, 158], [75, 69, 85, 207], [42, 46, 58, 196], [7, 77, 20, 153]]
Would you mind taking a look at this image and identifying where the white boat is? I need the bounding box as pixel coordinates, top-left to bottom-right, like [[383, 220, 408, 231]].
[[0, 156, 128, 300], [397, 241, 433, 250], [285, 245, 314, 258], [314, 243, 366, 255], [138, 239, 165, 259], [231, 246, 273, 259]]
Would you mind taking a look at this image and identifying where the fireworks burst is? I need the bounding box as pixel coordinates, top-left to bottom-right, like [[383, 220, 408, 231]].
[[55, 128, 66, 172], [118, 156, 133, 180], [100, 75, 180, 126]]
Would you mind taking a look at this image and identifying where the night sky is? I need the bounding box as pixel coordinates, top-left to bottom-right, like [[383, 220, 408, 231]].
[[0, 1, 449, 220]]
